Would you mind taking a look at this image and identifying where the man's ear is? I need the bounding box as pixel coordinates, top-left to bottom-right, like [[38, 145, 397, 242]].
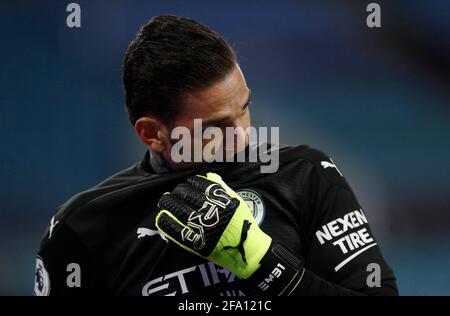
[[135, 117, 171, 153]]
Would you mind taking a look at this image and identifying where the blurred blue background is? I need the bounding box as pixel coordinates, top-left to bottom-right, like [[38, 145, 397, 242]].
[[0, 0, 449, 295]]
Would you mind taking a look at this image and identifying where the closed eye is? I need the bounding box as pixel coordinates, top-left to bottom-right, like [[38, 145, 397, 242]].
[[243, 100, 251, 113], [242, 90, 252, 113]]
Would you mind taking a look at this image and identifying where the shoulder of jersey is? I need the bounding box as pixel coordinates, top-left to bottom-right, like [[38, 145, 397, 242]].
[[40, 162, 150, 244], [283, 145, 347, 186]]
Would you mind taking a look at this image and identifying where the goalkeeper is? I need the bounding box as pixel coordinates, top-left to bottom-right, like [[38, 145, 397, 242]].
[[35, 15, 398, 296]]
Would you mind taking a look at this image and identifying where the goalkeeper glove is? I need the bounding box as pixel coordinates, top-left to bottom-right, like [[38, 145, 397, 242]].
[[155, 172, 305, 295]]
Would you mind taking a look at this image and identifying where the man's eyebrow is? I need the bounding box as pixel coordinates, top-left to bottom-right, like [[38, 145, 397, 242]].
[[200, 90, 252, 128]]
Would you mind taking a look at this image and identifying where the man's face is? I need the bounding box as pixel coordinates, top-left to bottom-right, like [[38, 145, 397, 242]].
[[163, 63, 251, 166]]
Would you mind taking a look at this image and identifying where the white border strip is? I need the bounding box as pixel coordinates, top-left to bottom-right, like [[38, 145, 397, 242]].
[[334, 243, 377, 272], [287, 267, 306, 296]]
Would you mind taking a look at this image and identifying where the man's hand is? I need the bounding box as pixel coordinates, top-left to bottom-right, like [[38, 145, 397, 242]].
[[155, 172, 304, 294]]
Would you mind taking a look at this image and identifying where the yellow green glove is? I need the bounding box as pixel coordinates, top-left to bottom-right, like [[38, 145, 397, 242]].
[[155, 172, 304, 295]]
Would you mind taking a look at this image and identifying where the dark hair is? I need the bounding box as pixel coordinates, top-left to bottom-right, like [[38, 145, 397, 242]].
[[123, 15, 237, 125]]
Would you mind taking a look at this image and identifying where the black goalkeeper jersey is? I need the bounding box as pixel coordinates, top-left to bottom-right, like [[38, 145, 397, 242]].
[[35, 145, 398, 296]]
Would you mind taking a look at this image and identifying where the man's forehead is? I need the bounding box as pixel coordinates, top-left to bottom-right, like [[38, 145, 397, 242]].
[[180, 65, 248, 115]]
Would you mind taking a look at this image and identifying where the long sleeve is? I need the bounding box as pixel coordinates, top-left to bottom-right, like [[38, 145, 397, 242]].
[[290, 150, 398, 296], [35, 219, 104, 296]]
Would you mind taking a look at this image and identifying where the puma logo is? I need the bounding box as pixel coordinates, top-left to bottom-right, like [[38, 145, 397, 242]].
[[224, 220, 252, 264], [49, 216, 59, 239], [321, 158, 343, 177], [137, 228, 168, 243]]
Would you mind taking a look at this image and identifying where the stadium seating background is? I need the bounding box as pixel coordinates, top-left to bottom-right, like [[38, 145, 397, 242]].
[[1, 0, 449, 295]]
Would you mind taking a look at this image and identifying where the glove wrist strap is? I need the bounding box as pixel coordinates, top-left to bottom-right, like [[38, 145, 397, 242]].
[[246, 241, 305, 296]]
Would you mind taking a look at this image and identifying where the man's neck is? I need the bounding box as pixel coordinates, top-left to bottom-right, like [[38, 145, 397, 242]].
[[149, 149, 172, 173]]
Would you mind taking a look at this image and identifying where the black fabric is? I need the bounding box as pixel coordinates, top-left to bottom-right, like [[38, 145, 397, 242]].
[[246, 241, 305, 296], [35, 144, 398, 296]]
